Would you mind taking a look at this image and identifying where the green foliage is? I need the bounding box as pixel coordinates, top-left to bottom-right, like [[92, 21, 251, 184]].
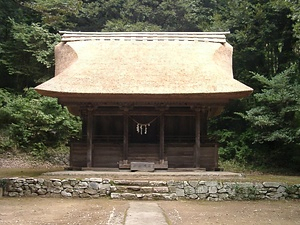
[[0, 88, 81, 160], [0, 21, 60, 86], [75, 0, 217, 32], [209, 0, 300, 172], [289, 0, 300, 50], [0, 0, 300, 172], [0, 0, 79, 91], [214, 129, 253, 164], [218, 159, 249, 173], [22, 0, 83, 31], [12, 22, 58, 68], [212, 65, 300, 171], [103, 20, 162, 32], [212, 0, 298, 83], [242, 66, 300, 143], [0, 178, 7, 188], [239, 66, 300, 170]]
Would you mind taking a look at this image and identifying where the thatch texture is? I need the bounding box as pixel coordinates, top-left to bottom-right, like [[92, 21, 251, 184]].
[[35, 32, 252, 99]]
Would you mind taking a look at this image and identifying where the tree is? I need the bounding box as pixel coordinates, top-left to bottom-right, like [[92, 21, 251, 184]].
[[239, 66, 300, 170], [212, 0, 297, 83], [0, 0, 82, 91], [289, 0, 300, 68], [0, 0, 300, 171], [0, 21, 60, 90], [22, 0, 83, 31], [209, 0, 300, 171], [75, 0, 217, 32], [0, 88, 81, 159]]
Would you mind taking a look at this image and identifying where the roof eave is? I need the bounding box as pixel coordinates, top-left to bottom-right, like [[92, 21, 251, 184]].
[[35, 88, 253, 103]]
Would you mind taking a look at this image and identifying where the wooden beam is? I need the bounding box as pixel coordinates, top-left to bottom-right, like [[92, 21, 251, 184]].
[[86, 106, 94, 167], [58, 96, 231, 106], [195, 109, 201, 168], [93, 110, 196, 116]]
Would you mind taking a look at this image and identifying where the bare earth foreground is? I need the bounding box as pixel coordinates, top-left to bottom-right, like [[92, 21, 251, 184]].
[[0, 197, 299, 225], [0, 155, 299, 224]]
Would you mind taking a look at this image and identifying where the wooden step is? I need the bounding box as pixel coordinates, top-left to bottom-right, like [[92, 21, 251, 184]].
[[118, 161, 168, 170]]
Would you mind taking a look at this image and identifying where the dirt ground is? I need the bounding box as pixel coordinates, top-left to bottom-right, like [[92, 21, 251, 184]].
[[0, 197, 299, 225]]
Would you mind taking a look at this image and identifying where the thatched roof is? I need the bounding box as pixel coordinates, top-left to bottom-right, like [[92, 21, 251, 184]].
[[35, 32, 252, 100]]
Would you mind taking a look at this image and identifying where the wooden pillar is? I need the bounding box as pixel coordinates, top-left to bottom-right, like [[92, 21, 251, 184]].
[[86, 106, 94, 168], [200, 109, 208, 143], [123, 109, 129, 163], [159, 112, 165, 163], [195, 108, 201, 168]]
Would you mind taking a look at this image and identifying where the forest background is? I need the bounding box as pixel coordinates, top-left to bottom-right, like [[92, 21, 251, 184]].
[[0, 0, 299, 172]]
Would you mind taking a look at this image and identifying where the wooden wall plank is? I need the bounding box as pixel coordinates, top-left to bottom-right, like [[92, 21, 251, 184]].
[[70, 142, 87, 167], [166, 145, 194, 168], [93, 144, 122, 168]]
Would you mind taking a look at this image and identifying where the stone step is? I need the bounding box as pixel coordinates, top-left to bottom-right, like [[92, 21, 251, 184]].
[[113, 185, 170, 194], [113, 180, 167, 187], [110, 192, 178, 200]]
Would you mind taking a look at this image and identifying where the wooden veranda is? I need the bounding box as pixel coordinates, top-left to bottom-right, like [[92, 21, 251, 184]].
[[68, 105, 220, 170]]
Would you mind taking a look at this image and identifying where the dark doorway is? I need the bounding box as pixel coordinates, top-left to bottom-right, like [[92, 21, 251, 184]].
[[94, 116, 123, 143], [165, 116, 195, 143]]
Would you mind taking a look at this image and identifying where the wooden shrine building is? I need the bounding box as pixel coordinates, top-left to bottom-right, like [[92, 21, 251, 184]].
[[35, 32, 252, 171]]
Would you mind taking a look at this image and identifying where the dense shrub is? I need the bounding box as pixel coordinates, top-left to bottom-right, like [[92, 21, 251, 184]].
[[0, 88, 81, 160]]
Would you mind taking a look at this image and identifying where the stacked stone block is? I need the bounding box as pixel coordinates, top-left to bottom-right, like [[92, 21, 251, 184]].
[[3, 177, 111, 198], [171, 181, 298, 201], [1, 178, 299, 201]]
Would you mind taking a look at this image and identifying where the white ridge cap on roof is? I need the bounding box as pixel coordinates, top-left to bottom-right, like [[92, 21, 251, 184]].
[[59, 31, 230, 43]]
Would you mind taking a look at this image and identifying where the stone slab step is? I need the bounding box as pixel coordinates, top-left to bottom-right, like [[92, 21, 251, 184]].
[[114, 185, 170, 193], [111, 192, 178, 200], [113, 180, 167, 186]]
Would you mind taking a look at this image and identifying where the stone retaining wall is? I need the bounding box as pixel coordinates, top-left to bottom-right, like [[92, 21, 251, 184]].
[[1, 178, 299, 201]]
